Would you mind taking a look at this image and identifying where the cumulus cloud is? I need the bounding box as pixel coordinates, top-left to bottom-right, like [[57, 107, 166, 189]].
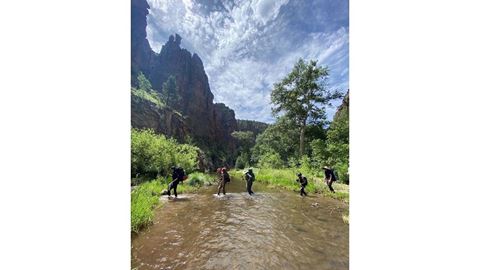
[[145, 0, 349, 123]]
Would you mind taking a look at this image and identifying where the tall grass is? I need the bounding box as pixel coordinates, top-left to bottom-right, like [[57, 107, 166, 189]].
[[131, 181, 164, 233]]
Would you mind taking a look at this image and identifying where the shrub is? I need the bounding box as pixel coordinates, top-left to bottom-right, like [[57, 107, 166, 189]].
[[186, 172, 216, 186], [258, 151, 284, 169], [235, 152, 250, 169], [131, 129, 200, 182]]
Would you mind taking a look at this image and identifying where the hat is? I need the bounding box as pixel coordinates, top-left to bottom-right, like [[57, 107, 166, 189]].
[[297, 173, 302, 177], [322, 166, 330, 170]]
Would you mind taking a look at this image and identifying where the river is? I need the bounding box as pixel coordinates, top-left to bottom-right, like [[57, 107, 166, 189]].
[[131, 176, 349, 270]]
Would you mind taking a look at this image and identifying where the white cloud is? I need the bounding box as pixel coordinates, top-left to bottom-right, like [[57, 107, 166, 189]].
[[145, 0, 348, 123]]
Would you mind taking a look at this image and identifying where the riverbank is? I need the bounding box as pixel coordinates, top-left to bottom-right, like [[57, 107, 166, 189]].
[[131, 172, 216, 233], [230, 168, 349, 203]]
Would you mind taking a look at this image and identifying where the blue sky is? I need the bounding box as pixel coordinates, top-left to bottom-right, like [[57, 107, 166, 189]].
[[145, 0, 349, 123]]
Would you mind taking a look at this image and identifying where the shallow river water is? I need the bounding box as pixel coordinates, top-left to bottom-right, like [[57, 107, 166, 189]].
[[131, 176, 349, 270]]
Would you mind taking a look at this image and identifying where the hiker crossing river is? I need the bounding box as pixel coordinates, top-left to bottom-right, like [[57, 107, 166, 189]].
[[131, 174, 348, 270]]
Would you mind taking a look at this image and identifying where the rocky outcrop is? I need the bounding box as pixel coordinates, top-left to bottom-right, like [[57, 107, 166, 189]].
[[131, 95, 190, 140], [131, 0, 238, 167], [333, 90, 349, 121], [131, 0, 153, 82], [236, 119, 269, 137], [213, 103, 238, 152]]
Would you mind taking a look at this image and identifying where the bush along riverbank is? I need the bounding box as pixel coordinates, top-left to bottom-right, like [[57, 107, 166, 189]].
[[131, 172, 216, 233], [231, 168, 349, 203]]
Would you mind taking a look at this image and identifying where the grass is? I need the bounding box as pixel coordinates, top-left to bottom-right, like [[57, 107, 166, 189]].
[[131, 172, 215, 233], [131, 87, 165, 109], [231, 168, 349, 203]]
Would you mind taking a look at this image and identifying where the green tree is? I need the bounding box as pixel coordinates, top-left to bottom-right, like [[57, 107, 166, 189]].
[[325, 92, 349, 183], [251, 116, 298, 164], [137, 72, 152, 91], [271, 58, 341, 157], [258, 151, 284, 169], [231, 131, 255, 152], [162, 75, 179, 107], [235, 152, 250, 169]]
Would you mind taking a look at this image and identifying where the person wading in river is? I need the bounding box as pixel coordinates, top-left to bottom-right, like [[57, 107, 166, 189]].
[[217, 167, 230, 195], [244, 168, 255, 195], [296, 173, 308, 196], [323, 166, 337, 193], [167, 166, 185, 198]]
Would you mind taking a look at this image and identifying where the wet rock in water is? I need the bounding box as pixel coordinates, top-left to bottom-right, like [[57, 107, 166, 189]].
[[311, 202, 320, 207], [161, 189, 169, 195]]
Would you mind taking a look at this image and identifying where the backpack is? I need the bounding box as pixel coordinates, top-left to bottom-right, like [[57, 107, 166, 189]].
[[175, 167, 185, 181], [223, 172, 231, 183], [331, 169, 338, 181], [244, 172, 254, 182], [303, 176, 308, 186]]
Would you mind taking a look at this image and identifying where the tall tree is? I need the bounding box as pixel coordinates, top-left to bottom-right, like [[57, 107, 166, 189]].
[[161, 75, 179, 107], [271, 58, 341, 156]]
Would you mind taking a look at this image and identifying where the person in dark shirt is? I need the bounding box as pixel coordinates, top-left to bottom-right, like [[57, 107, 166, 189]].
[[244, 168, 255, 195], [323, 166, 336, 193], [296, 173, 308, 196], [217, 167, 230, 195], [167, 166, 185, 198]]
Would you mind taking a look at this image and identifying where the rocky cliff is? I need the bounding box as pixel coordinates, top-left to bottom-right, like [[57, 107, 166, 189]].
[[131, 95, 190, 140], [236, 119, 269, 137], [131, 0, 238, 167], [333, 90, 349, 121]]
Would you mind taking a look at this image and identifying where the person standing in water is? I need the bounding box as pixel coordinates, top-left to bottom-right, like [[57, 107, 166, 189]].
[[296, 173, 308, 196], [323, 166, 337, 193], [244, 168, 255, 195], [217, 167, 230, 195], [167, 166, 185, 198]]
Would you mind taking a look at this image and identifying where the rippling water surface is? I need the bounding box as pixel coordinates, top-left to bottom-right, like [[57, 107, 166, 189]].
[[132, 177, 348, 270]]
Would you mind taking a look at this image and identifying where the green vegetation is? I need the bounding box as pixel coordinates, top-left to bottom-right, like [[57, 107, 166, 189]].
[[131, 128, 199, 182], [271, 58, 342, 156], [161, 75, 179, 107], [131, 73, 165, 108], [131, 172, 215, 232], [186, 172, 216, 187], [131, 181, 164, 233], [236, 58, 349, 186]]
